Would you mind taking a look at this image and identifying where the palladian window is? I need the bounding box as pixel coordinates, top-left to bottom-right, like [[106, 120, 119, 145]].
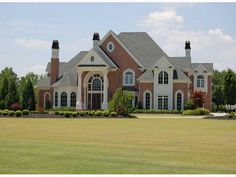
[[158, 71, 168, 84]]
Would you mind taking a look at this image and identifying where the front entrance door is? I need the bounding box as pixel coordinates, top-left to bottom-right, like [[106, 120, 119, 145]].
[[92, 93, 101, 110]]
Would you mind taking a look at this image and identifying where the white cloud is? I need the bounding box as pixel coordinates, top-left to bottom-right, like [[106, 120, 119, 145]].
[[15, 38, 51, 49], [138, 9, 236, 71], [139, 9, 184, 29], [25, 64, 46, 76]]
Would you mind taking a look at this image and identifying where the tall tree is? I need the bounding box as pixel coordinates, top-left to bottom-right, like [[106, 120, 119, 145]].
[[0, 77, 9, 100], [5, 78, 19, 108], [224, 69, 236, 109], [21, 79, 36, 110]]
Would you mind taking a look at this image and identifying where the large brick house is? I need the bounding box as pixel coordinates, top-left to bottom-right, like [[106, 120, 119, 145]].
[[37, 30, 213, 110]]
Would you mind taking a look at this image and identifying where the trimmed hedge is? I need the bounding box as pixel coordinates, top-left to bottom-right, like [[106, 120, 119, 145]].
[[228, 112, 236, 118], [15, 110, 22, 117], [22, 109, 29, 115], [8, 111, 15, 116], [132, 109, 182, 114], [102, 110, 110, 117], [110, 111, 117, 117], [182, 108, 210, 115]]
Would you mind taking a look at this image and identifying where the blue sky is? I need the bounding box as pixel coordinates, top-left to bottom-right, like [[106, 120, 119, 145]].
[[0, 3, 236, 76]]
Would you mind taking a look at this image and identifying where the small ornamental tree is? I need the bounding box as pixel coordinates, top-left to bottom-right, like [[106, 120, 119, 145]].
[[21, 79, 36, 110], [191, 91, 205, 108], [224, 69, 236, 109], [109, 88, 133, 116], [5, 78, 19, 108]]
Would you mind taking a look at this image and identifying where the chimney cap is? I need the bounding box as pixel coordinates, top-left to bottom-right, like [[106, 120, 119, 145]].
[[52, 40, 59, 49], [185, 41, 191, 49], [93, 32, 100, 41]]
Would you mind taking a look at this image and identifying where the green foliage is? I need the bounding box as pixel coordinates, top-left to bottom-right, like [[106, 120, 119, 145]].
[[54, 111, 59, 115], [0, 100, 5, 110], [72, 112, 77, 117], [0, 110, 2, 115], [0, 77, 9, 101], [22, 109, 29, 115], [59, 111, 65, 116], [102, 110, 110, 117], [109, 88, 133, 115], [8, 111, 15, 117], [184, 100, 196, 110], [95, 110, 102, 116], [64, 112, 71, 118], [224, 69, 236, 107], [2, 109, 9, 116], [227, 112, 235, 118], [132, 109, 182, 114], [5, 78, 19, 108], [51, 107, 76, 112], [110, 111, 117, 117], [21, 79, 36, 110], [45, 100, 51, 109], [88, 111, 95, 116], [15, 110, 22, 117], [79, 111, 85, 116], [182, 108, 210, 115]]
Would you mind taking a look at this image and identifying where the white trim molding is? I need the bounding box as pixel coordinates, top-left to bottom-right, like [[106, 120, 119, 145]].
[[106, 41, 115, 53], [123, 68, 135, 86]]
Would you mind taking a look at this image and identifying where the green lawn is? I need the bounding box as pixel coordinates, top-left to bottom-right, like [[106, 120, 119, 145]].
[[0, 118, 235, 174]]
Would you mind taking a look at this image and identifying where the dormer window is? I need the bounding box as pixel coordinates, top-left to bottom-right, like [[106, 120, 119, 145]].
[[158, 71, 168, 84], [197, 75, 205, 88], [123, 69, 135, 86]]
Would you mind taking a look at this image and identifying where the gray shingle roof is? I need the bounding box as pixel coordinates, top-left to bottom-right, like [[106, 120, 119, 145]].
[[37, 77, 50, 89], [191, 63, 213, 72], [46, 62, 66, 77], [52, 72, 77, 87], [118, 32, 168, 68], [168, 57, 191, 70]]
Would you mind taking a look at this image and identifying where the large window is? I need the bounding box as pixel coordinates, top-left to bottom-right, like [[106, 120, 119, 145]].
[[88, 74, 104, 91], [123, 69, 135, 86], [158, 96, 168, 110], [144, 92, 151, 109], [177, 92, 182, 110], [55, 92, 58, 107], [70, 92, 76, 107], [197, 75, 205, 88], [61, 92, 67, 107], [158, 71, 168, 84]]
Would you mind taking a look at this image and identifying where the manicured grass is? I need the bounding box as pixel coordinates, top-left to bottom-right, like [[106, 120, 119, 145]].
[[0, 118, 235, 174]]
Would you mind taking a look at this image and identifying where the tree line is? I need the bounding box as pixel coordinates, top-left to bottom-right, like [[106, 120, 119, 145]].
[[0, 67, 43, 110], [213, 68, 236, 111]]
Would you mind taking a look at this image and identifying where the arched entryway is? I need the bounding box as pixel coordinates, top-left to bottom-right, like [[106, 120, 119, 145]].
[[87, 73, 104, 110]]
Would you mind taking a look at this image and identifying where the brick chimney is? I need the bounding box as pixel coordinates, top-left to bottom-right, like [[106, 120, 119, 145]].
[[185, 41, 191, 57], [50, 40, 59, 84]]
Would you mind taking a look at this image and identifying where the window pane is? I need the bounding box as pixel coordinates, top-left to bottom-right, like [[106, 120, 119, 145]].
[[70, 92, 76, 107], [61, 92, 67, 107], [158, 96, 162, 109], [55, 92, 58, 107], [164, 96, 168, 110], [177, 93, 182, 110], [158, 71, 163, 84], [164, 71, 168, 84], [145, 93, 150, 109]]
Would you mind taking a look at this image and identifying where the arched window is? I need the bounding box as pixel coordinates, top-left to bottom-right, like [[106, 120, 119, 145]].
[[158, 71, 168, 84], [197, 75, 205, 88], [55, 92, 58, 107], [88, 74, 104, 91], [61, 92, 67, 107], [164, 71, 168, 84], [70, 92, 76, 107], [158, 71, 163, 84], [144, 91, 152, 109], [177, 92, 182, 110], [123, 69, 135, 86]]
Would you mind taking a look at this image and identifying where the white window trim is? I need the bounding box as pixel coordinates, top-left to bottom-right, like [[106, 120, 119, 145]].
[[123, 69, 135, 86], [43, 92, 50, 108], [197, 74, 205, 88], [106, 41, 115, 53], [143, 90, 152, 109], [175, 90, 184, 110]]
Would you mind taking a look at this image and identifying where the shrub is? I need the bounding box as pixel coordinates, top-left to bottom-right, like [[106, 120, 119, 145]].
[[182, 108, 210, 115], [191, 91, 205, 108], [218, 105, 226, 112], [79, 111, 85, 116], [95, 110, 102, 117], [228, 112, 235, 118], [59, 111, 65, 116], [110, 111, 117, 117], [2, 109, 9, 116], [184, 100, 195, 110], [15, 110, 22, 117], [8, 110, 15, 116], [54, 111, 59, 115], [45, 100, 51, 109], [102, 110, 110, 117], [64, 111, 71, 118], [9, 103, 21, 111], [88, 111, 95, 116], [72, 112, 77, 117], [0, 110, 2, 115], [22, 109, 29, 115]]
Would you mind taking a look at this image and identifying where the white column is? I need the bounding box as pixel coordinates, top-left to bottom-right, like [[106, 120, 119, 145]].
[[76, 70, 83, 110], [67, 91, 70, 107], [58, 91, 61, 108], [102, 70, 109, 110]]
